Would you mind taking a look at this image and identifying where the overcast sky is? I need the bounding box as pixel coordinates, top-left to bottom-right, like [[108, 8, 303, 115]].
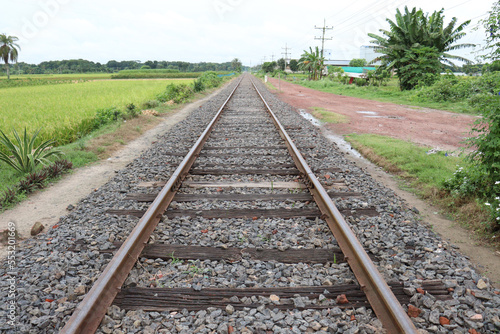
[[1, 0, 494, 66]]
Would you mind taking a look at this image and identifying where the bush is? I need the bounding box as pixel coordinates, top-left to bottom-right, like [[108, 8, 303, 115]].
[[157, 83, 194, 103], [354, 78, 368, 87], [141, 100, 159, 109], [125, 103, 140, 118], [93, 107, 122, 129], [198, 71, 222, 89], [193, 77, 205, 92], [444, 94, 500, 228], [413, 72, 500, 106]]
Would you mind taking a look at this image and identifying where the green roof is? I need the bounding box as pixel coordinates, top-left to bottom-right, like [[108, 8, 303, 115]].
[[340, 67, 376, 73]]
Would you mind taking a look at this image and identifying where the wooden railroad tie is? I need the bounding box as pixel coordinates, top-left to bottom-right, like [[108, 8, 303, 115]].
[[113, 281, 451, 312]]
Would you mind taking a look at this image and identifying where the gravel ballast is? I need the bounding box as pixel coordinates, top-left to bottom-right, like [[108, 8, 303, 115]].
[[1, 75, 498, 334]]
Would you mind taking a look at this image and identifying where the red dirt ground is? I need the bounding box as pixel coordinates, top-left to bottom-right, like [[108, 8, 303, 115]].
[[268, 77, 478, 152]]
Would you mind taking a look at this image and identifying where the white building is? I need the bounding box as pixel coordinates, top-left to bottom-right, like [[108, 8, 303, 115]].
[[360, 45, 382, 65]]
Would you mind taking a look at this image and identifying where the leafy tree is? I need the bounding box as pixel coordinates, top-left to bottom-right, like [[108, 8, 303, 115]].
[[261, 61, 276, 73], [289, 59, 299, 72], [277, 58, 286, 71], [0, 34, 20, 79], [368, 6, 473, 90], [231, 58, 242, 72], [349, 58, 367, 67], [479, 1, 500, 61]]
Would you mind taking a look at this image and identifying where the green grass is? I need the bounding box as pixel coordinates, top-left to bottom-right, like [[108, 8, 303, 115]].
[[112, 70, 202, 79], [310, 107, 349, 124], [345, 134, 462, 193], [0, 79, 193, 146], [294, 78, 472, 114]]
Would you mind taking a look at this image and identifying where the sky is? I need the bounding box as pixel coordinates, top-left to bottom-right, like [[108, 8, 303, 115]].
[[1, 0, 495, 66]]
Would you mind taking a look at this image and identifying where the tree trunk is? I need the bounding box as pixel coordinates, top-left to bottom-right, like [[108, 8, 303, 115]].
[[5, 62, 10, 80]]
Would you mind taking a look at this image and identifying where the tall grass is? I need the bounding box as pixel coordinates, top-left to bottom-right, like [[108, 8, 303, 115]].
[[0, 79, 193, 147]]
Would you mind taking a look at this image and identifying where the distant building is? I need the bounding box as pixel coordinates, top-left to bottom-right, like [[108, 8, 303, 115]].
[[324, 60, 351, 66], [360, 45, 382, 65]]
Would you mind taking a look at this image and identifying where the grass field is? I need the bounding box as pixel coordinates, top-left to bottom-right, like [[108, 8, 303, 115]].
[[0, 79, 193, 145]]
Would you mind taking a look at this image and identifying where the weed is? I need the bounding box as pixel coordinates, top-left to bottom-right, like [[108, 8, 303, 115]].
[[169, 252, 182, 265], [187, 260, 203, 275], [1, 186, 18, 206]]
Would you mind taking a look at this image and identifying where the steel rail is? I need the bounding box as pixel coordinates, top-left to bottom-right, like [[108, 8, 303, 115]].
[[60, 76, 244, 334], [250, 77, 417, 334]]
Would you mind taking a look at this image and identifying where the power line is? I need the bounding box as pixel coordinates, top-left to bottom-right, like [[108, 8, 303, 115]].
[[314, 19, 333, 58]]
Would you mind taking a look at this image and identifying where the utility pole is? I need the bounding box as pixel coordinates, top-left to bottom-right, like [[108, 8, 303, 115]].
[[281, 43, 291, 70], [314, 19, 333, 59], [271, 54, 275, 62]]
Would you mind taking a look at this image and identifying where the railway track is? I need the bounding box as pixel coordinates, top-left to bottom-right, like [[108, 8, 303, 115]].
[[59, 74, 427, 333], [4, 74, 497, 334]]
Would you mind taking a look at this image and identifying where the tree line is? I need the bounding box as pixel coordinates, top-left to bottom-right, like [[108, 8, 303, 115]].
[[2, 58, 244, 75]]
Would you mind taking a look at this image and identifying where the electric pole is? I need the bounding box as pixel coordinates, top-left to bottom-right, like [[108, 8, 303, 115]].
[[281, 43, 291, 71], [314, 19, 333, 58], [271, 54, 275, 62]]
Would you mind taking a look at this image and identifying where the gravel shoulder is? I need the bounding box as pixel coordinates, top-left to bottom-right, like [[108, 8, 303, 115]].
[[268, 77, 500, 287]]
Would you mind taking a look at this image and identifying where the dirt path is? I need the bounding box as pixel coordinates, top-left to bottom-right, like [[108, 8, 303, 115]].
[[268, 77, 500, 286], [0, 88, 223, 258], [269, 77, 478, 152]]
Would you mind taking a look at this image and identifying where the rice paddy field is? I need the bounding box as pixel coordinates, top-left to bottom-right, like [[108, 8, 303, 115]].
[[0, 78, 193, 145]]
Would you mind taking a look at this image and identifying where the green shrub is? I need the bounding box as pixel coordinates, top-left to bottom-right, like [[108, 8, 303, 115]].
[[193, 77, 205, 92], [413, 72, 500, 106], [354, 78, 368, 87], [141, 100, 159, 109], [125, 103, 140, 118], [157, 83, 194, 103], [198, 71, 222, 89], [443, 94, 500, 228], [93, 107, 122, 129]]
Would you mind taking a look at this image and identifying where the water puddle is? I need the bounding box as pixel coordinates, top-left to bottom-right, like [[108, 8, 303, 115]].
[[298, 109, 363, 158], [364, 115, 405, 120], [298, 109, 322, 127], [356, 111, 378, 115]]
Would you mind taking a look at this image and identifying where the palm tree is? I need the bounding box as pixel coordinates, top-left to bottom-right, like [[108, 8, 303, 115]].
[[368, 7, 474, 89], [0, 34, 20, 80]]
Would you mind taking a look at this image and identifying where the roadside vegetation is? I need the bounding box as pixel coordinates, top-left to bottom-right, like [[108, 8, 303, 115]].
[[256, 4, 500, 243], [0, 70, 236, 211]]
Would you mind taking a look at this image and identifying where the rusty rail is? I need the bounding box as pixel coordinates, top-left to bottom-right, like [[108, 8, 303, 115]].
[[250, 77, 417, 334], [60, 76, 243, 334]]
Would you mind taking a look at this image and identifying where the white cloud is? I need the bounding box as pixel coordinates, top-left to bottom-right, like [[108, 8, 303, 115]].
[[0, 0, 494, 65]]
